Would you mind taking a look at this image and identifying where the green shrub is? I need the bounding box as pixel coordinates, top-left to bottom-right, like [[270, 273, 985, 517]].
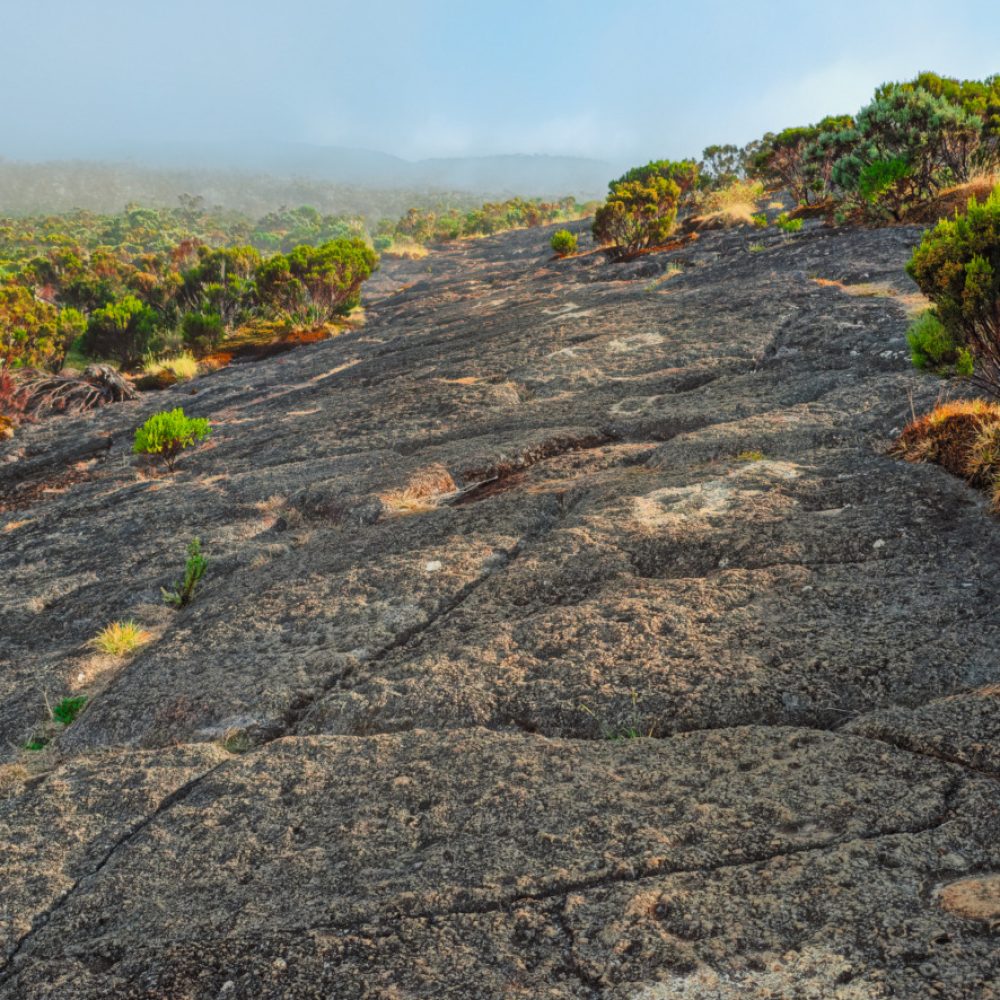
[[750, 212, 768, 228], [830, 87, 984, 220], [162, 537, 207, 608], [550, 229, 577, 256], [906, 309, 972, 375], [133, 407, 211, 472], [256, 238, 378, 323], [180, 311, 224, 356], [81, 295, 160, 370], [907, 189, 1000, 389], [613, 160, 700, 200], [593, 175, 680, 255], [52, 695, 87, 726], [775, 213, 803, 234]]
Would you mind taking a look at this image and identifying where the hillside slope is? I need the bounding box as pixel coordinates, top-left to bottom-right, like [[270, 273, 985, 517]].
[[2, 220, 999, 998]]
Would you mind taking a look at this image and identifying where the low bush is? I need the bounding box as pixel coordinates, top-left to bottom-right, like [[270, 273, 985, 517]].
[[52, 695, 87, 726], [906, 309, 974, 375], [550, 230, 577, 256], [0, 366, 30, 430], [133, 407, 211, 472], [907, 188, 1000, 391], [775, 213, 803, 234]]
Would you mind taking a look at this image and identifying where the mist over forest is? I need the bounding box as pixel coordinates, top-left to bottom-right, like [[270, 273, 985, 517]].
[[0, 148, 614, 220]]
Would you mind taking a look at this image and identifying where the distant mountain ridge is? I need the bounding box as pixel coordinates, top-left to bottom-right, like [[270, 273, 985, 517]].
[[115, 141, 615, 199]]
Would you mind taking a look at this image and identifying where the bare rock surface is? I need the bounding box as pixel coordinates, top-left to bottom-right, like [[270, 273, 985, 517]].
[[2, 219, 1000, 997]]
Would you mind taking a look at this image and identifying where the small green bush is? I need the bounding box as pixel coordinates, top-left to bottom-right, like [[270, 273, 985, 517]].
[[550, 229, 578, 256], [750, 212, 768, 228], [133, 407, 211, 472], [52, 695, 87, 726], [906, 309, 973, 375], [163, 537, 207, 608], [775, 213, 803, 234]]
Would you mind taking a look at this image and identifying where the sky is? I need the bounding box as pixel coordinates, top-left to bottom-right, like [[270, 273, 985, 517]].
[[3, 0, 1000, 166]]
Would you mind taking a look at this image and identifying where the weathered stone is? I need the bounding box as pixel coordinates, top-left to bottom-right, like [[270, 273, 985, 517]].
[[2, 218, 999, 996]]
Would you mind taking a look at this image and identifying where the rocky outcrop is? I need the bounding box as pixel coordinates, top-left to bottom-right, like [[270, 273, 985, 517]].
[[2, 218, 999, 998]]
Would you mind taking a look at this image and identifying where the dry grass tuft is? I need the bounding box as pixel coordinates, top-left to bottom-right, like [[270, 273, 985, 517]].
[[905, 174, 999, 224], [895, 399, 1000, 486], [382, 238, 429, 260], [144, 353, 200, 382], [90, 620, 152, 657], [379, 464, 458, 516], [811, 277, 928, 318], [692, 180, 766, 229], [0, 763, 29, 797]]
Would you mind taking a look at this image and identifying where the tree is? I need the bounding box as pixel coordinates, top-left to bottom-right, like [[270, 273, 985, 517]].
[[700, 144, 744, 187]]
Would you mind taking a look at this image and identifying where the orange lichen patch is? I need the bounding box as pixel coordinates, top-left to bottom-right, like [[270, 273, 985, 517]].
[[379, 464, 458, 516], [3, 519, 32, 532], [200, 351, 234, 371], [280, 326, 334, 346], [438, 376, 485, 386], [938, 874, 1000, 923], [895, 399, 1000, 481], [0, 414, 15, 438]]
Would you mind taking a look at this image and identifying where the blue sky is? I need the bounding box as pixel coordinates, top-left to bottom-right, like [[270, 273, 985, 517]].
[[3, 0, 999, 164]]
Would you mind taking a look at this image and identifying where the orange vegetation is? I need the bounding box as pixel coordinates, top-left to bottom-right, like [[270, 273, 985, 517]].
[[895, 399, 1000, 505]]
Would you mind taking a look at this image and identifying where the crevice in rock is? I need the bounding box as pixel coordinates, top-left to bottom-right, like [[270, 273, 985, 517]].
[[0, 758, 231, 980], [840, 728, 1000, 783], [289, 494, 578, 736]]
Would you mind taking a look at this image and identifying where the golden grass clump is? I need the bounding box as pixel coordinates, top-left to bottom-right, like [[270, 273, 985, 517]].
[[90, 620, 152, 656], [143, 353, 200, 382], [379, 463, 458, 516], [694, 180, 766, 227], [382, 238, 429, 260], [904, 174, 999, 225]]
